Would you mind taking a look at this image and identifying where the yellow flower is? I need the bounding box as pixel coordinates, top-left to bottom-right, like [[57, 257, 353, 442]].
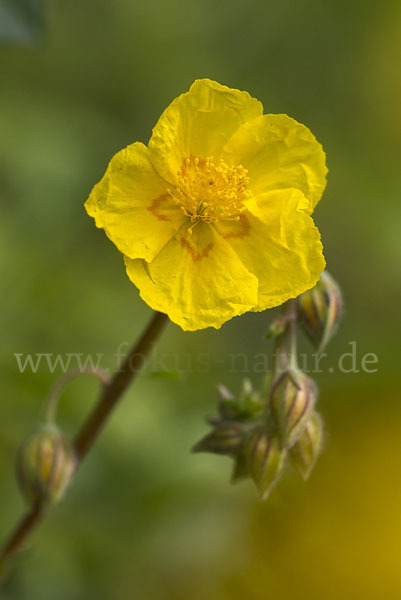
[[85, 79, 326, 331]]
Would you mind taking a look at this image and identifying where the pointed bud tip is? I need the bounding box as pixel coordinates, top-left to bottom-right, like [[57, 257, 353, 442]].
[[192, 423, 245, 456], [298, 270, 343, 352], [244, 428, 286, 500], [266, 318, 286, 340], [290, 411, 324, 480], [217, 384, 234, 401], [270, 369, 317, 448]]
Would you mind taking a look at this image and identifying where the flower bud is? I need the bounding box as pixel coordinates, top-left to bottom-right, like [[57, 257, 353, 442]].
[[265, 317, 286, 340], [244, 428, 286, 500], [298, 270, 343, 352], [290, 412, 324, 480], [192, 423, 244, 456], [236, 378, 264, 419], [270, 369, 317, 447], [213, 384, 237, 422], [17, 423, 76, 505], [210, 380, 263, 426]]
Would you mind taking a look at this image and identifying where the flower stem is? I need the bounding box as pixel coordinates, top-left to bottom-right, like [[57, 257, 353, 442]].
[[272, 298, 298, 377], [0, 503, 45, 572], [0, 310, 168, 574], [74, 311, 168, 460]]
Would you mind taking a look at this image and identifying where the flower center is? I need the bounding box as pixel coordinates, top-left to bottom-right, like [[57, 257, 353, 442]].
[[168, 156, 249, 229]]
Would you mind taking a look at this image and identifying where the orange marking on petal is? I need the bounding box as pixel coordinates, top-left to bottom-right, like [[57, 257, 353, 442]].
[[223, 214, 251, 239], [179, 237, 214, 262], [148, 194, 171, 222]]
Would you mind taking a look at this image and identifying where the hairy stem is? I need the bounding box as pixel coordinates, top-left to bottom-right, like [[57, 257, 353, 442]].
[[0, 503, 45, 569], [0, 311, 168, 574]]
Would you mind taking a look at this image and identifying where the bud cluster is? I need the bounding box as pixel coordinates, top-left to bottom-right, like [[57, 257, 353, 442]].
[[268, 369, 324, 483], [193, 380, 286, 499], [193, 271, 342, 501]]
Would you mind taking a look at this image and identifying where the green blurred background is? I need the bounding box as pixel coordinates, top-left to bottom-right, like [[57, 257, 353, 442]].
[[1, 0, 400, 598]]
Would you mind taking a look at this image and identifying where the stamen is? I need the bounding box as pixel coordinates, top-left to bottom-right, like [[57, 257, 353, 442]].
[[168, 156, 250, 226]]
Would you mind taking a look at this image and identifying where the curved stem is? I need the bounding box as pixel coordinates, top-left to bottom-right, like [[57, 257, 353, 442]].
[[0, 311, 169, 573], [43, 367, 110, 424]]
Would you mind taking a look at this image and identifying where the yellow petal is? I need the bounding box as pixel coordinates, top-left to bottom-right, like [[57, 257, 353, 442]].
[[124, 223, 259, 331], [221, 114, 327, 214], [85, 142, 186, 262], [148, 79, 263, 185], [216, 189, 325, 309]]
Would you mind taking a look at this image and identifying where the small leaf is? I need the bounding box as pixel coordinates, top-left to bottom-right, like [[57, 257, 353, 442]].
[[192, 423, 244, 456], [265, 318, 286, 340], [148, 369, 182, 382], [217, 384, 234, 401]]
